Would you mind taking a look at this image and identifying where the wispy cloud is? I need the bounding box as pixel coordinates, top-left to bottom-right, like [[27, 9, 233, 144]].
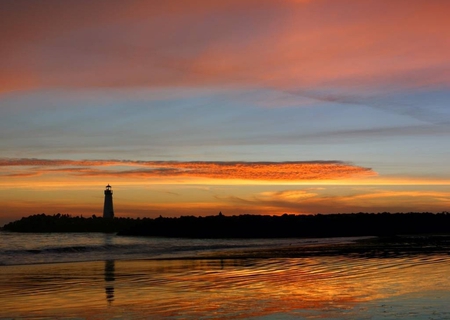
[[0, 158, 376, 181], [224, 187, 450, 214]]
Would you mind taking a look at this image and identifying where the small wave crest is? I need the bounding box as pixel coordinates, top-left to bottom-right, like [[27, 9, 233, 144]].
[[2, 243, 145, 259]]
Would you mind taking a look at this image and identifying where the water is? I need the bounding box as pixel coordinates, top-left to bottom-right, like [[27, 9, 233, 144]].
[[0, 232, 362, 266], [1, 232, 450, 319], [0, 231, 361, 266]]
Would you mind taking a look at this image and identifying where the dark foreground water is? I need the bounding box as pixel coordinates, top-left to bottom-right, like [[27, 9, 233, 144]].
[[1, 232, 449, 319]]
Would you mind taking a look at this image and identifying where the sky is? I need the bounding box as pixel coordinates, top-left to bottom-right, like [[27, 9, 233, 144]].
[[1, 0, 450, 225]]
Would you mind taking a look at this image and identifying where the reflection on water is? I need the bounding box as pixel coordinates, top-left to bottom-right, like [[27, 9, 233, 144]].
[[104, 260, 115, 305], [1, 256, 450, 319]]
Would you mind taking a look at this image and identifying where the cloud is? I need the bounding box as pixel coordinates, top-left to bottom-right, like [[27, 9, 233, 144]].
[[223, 187, 450, 214], [0, 158, 127, 167], [260, 190, 319, 201], [1, 0, 449, 94], [283, 87, 450, 125], [0, 158, 376, 181]]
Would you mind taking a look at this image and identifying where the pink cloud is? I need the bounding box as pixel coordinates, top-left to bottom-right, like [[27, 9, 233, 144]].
[[1, 0, 448, 93]]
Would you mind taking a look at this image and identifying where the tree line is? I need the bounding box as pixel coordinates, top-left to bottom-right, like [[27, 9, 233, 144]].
[[3, 212, 450, 238]]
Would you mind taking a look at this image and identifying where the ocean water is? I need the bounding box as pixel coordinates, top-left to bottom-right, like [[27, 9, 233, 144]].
[[0, 231, 357, 266], [1, 231, 450, 319]]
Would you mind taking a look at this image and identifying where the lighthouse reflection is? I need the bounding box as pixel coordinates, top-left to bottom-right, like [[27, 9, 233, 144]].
[[104, 260, 115, 305]]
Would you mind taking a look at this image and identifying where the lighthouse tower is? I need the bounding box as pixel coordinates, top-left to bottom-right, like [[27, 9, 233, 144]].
[[103, 184, 114, 219]]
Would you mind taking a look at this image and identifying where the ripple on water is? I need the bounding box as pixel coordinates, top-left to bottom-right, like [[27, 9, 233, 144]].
[[1, 234, 450, 318]]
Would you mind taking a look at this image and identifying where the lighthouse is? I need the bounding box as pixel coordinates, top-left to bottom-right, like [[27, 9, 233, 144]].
[[103, 184, 114, 219]]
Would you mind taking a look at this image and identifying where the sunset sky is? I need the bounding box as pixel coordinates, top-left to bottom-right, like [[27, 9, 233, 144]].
[[1, 0, 450, 225]]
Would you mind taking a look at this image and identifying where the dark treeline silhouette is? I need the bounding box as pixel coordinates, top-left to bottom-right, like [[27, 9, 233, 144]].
[[3, 212, 450, 237], [2, 213, 136, 233], [118, 212, 450, 238]]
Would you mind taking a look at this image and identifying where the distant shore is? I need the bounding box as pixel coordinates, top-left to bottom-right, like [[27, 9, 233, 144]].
[[3, 212, 450, 239]]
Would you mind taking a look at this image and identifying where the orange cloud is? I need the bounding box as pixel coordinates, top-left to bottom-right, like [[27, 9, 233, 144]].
[[242, 187, 450, 214], [0, 158, 376, 181]]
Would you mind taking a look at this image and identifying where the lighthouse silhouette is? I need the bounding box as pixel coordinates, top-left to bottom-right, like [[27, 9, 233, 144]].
[[103, 184, 114, 218]]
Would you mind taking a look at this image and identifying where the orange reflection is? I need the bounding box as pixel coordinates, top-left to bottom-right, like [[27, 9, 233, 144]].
[[1, 256, 449, 318]]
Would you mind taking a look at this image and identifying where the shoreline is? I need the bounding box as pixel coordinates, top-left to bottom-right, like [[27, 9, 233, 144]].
[[2, 234, 450, 267]]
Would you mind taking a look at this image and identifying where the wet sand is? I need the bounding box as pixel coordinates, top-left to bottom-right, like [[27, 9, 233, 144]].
[[1, 239, 450, 320]]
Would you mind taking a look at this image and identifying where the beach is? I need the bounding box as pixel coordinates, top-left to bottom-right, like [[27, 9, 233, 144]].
[[1, 233, 450, 319]]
